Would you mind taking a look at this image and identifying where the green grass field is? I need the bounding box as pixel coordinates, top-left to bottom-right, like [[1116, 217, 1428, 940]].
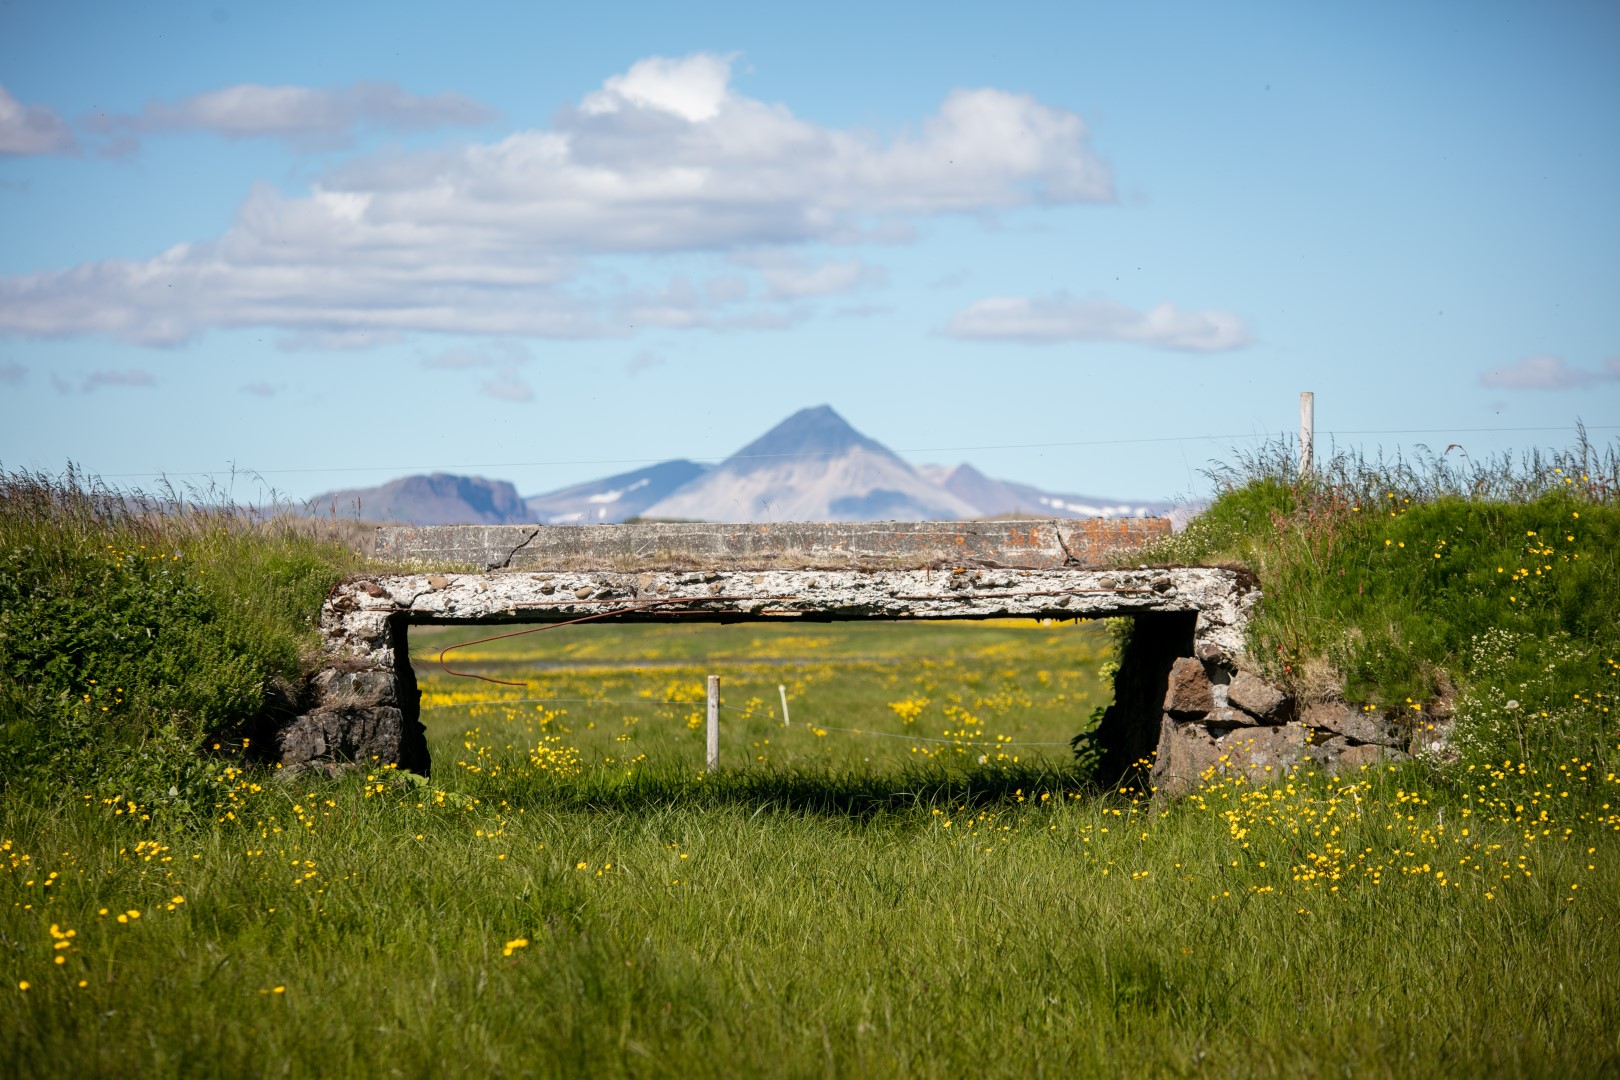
[[6, 456, 1620, 1077], [410, 618, 1114, 776], [5, 619, 1619, 1077]]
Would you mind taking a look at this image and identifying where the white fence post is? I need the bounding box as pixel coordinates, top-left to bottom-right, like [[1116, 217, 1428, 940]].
[[778, 684, 791, 727], [706, 675, 720, 773], [1299, 391, 1315, 478]]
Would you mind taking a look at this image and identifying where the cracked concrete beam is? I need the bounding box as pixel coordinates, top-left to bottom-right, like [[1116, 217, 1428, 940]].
[[488, 527, 541, 571], [291, 564, 1261, 782], [374, 519, 1170, 572], [291, 553, 1436, 791]]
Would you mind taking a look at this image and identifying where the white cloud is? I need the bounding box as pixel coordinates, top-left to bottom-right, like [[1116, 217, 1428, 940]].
[[835, 303, 893, 319], [1479, 354, 1620, 390], [81, 368, 156, 392], [480, 369, 533, 402], [748, 257, 881, 299], [705, 275, 749, 304], [88, 81, 495, 151], [947, 293, 1251, 352], [582, 54, 734, 123], [0, 85, 76, 156], [0, 54, 1111, 345], [276, 329, 403, 352], [424, 340, 531, 369], [425, 341, 535, 401], [425, 347, 488, 370]]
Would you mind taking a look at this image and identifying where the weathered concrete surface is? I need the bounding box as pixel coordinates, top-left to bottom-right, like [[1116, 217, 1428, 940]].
[[294, 565, 1248, 778], [285, 536, 1426, 788], [324, 565, 1252, 657], [374, 519, 1171, 573]]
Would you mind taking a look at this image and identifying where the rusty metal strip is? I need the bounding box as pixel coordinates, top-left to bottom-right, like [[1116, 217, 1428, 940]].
[[891, 588, 1155, 600], [508, 594, 798, 608]]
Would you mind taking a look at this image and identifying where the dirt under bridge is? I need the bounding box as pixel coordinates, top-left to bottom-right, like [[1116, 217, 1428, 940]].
[[281, 520, 1403, 795]]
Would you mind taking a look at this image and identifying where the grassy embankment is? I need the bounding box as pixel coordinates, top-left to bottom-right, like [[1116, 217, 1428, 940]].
[[0, 469, 370, 798], [3, 448, 1620, 1077], [1134, 437, 1620, 768]]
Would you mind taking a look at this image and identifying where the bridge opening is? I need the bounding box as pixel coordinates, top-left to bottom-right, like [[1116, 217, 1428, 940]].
[[286, 523, 1270, 793], [402, 614, 1164, 783]]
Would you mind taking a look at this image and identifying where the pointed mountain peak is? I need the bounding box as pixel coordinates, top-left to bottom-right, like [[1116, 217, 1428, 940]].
[[722, 405, 894, 473], [945, 462, 990, 483]]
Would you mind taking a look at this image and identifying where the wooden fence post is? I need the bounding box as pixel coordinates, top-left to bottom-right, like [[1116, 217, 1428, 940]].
[[706, 675, 720, 773], [1299, 391, 1315, 478]]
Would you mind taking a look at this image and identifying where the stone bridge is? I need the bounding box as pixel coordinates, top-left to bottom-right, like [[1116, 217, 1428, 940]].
[[284, 519, 1406, 794]]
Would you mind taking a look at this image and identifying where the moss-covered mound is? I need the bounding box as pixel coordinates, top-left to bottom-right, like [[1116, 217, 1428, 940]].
[[0, 469, 367, 798], [1141, 437, 1620, 766]]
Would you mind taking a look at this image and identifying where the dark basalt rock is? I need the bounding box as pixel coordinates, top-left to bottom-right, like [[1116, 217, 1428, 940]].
[[1163, 656, 1215, 714], [1227, 670, 1290, 723]]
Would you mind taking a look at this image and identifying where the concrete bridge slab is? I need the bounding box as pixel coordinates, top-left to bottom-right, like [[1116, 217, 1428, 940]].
[[276, 521, 1405, 793]]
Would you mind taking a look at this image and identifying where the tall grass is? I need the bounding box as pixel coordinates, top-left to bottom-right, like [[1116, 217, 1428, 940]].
[[0, 467, 369, 798], [3, 749, 1616, 1078], [1210, 423, 1619, 504], [1136, 433, 1620, 767]]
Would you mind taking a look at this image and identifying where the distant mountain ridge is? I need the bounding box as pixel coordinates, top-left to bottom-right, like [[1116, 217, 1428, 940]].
[[640, 406, 980, 523], [525, 460, 709, 524], [308, 473, 527, 525], [309, 406, 1176, 525], [919, 463, 1173, 520]]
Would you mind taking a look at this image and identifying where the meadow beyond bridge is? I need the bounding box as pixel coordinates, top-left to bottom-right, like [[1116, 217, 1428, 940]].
[[284, 519, 1404, 794]]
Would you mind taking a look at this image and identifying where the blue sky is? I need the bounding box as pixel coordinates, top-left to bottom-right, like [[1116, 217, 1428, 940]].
[[2, 0, 1616, 505]]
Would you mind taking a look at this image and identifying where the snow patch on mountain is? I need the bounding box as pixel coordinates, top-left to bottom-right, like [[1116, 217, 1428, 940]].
[[921, 462, 1174, 520], [525, 460, 708, 524]]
